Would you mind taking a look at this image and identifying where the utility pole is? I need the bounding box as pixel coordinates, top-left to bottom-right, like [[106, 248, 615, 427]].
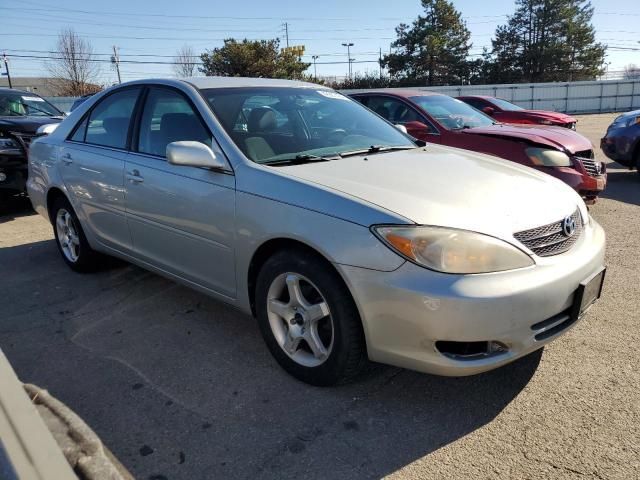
[[111, 45, 121, 84], [312, 55, 319, 81], [379, 47, 382, 78], [2, 53, 11, 88], [282, 22, 289, 48], [341, 42, 354, 79]]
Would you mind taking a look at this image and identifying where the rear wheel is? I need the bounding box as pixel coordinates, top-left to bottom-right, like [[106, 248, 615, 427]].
[[255, 249, 367, 386], [51, 197, 103, 272]]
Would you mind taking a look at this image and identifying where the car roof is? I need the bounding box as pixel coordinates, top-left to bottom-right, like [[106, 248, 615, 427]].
[[457, 95, 493, 99], [184, 76, 327, 90], [0, 87, 43, 96], [347, 88, 444, 98]]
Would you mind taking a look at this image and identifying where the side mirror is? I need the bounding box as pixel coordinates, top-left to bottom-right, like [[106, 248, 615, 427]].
[[482, 106, 495, 116], [404, 121, 430, 132], [35, 123, 59, 136], [394, 124, 408, 134], [166, 141, 227, 170]]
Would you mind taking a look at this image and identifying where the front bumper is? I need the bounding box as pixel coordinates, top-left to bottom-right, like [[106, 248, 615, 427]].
[[338, 219, 605, 376], [600, 135, 635, 167], [543, 163, 606, 202]]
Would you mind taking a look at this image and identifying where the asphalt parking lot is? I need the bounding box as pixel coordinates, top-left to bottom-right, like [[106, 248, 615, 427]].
[[1, 112, 638, 480]]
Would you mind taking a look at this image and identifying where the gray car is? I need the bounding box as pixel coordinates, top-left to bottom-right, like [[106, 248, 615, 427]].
[[27, 77, 606, 385]]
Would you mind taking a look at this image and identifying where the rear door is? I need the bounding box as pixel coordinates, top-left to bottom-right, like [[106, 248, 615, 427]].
[[59, 87, 142, 253], [124, 86, 237, 298]]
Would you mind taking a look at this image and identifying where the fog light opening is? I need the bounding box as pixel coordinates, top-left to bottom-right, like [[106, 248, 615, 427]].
[[0, 172, 7, 182], [436, 340, 509, 360]]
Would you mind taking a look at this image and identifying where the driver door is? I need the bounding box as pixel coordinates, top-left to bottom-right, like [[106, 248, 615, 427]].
[[124, 86, 237, 298]]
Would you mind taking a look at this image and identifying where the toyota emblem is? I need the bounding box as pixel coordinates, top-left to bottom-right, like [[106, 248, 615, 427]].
[[562, 215, 577, 237]]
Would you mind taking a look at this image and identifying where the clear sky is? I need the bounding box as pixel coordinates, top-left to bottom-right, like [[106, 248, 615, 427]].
[[2, 0, 639, 85]]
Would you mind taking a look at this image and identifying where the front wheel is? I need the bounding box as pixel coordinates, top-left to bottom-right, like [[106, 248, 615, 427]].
[[255, 249, 367, 386], [51, 197, 103, 272]]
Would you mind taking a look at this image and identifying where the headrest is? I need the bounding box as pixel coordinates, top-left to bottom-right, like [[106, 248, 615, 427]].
[[247, 107, 277, 132]]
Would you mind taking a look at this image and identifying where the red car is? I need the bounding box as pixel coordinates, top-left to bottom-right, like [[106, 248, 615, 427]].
[[349, 90, 605, 202], [457, 95, 578, 129]]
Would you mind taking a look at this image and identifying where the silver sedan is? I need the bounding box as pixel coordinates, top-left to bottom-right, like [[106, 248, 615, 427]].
[[27, 77, 606, 385]]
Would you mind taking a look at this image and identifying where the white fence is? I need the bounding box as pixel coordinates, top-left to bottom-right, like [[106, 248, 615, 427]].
[[366, 79, 640, 115], [46, 79, 640, 115]]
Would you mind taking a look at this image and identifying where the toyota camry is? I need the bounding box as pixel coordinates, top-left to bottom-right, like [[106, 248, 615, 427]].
[[27, 78, 606, 385]]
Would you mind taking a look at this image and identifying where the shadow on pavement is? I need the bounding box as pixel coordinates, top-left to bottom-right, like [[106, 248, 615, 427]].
[[0, 238, 541, 479], [0, 193, 35, 224], [600, 165, 640, 207]]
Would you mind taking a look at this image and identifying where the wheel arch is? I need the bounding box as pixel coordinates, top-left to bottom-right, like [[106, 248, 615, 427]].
[[247, 237, 355, 319], [46, 187, 70, 224]]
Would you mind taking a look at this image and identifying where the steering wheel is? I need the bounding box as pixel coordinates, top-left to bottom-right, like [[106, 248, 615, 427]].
[[327, 128, 348, 145], [450, 115, 465, 129]]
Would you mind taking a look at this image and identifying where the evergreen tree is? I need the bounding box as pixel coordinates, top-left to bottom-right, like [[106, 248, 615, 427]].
[[488, 0, 606, 83], [382, 0, 472, 86], [200, 39, 309, 79]]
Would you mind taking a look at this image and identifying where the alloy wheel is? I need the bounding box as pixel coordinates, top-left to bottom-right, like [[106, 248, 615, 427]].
[[55, 208, 80, 263], [266, 272, 334, 367]]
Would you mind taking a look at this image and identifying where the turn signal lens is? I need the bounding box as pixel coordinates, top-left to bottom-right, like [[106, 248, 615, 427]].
[[373, 226, 534, 274]]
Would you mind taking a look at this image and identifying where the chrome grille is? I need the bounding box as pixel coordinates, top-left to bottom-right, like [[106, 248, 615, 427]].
[[514, 210, 583, 257], [575, 149, 594, 159], [579, 157, 603, 177]]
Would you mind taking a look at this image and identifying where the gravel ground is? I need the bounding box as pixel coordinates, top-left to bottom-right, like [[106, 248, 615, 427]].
[[0, 113, 638, 480]]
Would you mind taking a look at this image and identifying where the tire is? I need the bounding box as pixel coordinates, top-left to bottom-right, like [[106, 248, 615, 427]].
[[255, 249, 367, 386], [50, 197, 103, 272]]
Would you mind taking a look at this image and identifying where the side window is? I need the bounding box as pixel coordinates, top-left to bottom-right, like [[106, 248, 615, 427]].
[[70, 117, 88, 142], [463, 98, 486, 111], [137, 88, 211, 157], [85, 88, 140, 149]]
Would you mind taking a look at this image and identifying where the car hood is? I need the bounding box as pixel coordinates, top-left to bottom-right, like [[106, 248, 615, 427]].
[[515, 110, 576, 123], [276, 145, 583, 241], [0, 116, 63, 134], [462, 123, 591, 154]]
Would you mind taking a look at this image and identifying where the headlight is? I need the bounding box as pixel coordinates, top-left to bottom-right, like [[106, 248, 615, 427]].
[[372, 226, 534, 274], [525, 147, 572, 167], [626, 116, 640, 128]]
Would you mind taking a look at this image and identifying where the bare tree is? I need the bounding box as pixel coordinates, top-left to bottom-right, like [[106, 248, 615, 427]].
[[46, 29, 102, 96], [172, 45, 198, 77], [624, 64, 640, 80]]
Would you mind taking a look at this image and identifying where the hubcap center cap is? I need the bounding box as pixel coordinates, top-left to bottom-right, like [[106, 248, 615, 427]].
[[291, 312, 305, 326]]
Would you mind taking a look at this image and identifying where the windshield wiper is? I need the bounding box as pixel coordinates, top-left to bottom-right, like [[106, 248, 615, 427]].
[[19, 102, 57, 117], [338, 145, 416, 158], [261, 153, 340, 166], [8, 108, 26, 116]]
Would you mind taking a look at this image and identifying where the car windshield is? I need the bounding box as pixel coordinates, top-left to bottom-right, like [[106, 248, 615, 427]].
[[0, 92, 62, 117], [201, 87, 415, 164], [489, 97, 525, 111], [410, 95, 495, 130]]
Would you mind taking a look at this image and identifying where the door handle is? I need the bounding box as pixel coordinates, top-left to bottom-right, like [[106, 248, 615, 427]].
[[61, 153, 73, 165], [126, 169, 144, 183]]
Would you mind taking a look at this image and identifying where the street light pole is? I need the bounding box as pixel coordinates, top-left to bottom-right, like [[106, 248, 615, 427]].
[[111, 46, 121, 85], [341, 42, 354, 79], [2, 53, 11, 89], [312, 55, 319, 81]]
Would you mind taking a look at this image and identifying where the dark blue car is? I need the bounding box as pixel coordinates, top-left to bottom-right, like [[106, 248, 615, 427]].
[[601, 110, 640, 176]]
